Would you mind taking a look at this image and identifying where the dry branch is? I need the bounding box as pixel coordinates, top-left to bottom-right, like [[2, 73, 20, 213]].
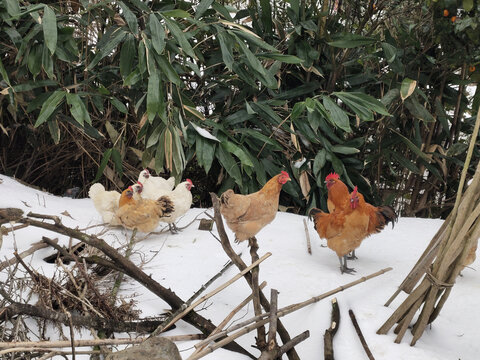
[[14, 212, 253, 359], [0, 301, 168, 333], [0, 334, 203, 349], [349, 309, 375, 360], [210, 193, 301, 360]]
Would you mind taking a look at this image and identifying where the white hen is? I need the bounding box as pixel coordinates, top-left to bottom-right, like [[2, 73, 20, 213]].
[[158, 179, 194, 232], [89, 183, 142, 225], [137, 169, 176, 200]]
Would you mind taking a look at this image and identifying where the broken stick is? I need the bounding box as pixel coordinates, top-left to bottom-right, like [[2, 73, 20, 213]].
[[324, 298, 340, 360]]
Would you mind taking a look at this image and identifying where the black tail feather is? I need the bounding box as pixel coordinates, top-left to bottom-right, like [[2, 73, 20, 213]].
[[308, 207, 322, 222], [378, 205, 397, 229]]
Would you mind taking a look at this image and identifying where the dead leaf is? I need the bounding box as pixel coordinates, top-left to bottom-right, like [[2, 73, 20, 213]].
[[299, 171, 311, 201]]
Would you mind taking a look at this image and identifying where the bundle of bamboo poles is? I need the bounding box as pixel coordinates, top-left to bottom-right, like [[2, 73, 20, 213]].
[[377, 108, 480, 345]]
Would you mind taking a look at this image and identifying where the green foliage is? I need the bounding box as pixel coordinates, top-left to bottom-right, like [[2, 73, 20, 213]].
[[0, 0, 478, 217]]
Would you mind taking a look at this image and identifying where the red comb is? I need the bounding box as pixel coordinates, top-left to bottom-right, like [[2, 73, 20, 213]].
[[352, 186, 358, 196], [281, 170, 289, 178], [325, 172, 340, 181], [186, 179, 193, 185], [137, 181, 143, 186], [127, 186, 133, 191]]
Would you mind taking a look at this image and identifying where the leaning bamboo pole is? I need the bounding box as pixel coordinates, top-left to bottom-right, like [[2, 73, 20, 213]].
[[378, 106, 480, 345]]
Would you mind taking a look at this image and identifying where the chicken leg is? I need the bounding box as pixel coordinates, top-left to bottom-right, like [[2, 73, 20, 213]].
[[347, 250, 358, 260], [339, 256, 356, 274]]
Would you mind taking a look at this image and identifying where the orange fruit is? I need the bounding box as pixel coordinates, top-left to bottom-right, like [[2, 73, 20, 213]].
[[451, 16, 456, 22], [469, 65, 476, 72], [443, 9, 449, 17]]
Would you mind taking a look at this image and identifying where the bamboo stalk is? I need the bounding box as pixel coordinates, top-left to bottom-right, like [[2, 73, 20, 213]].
[[303, 218, 312, 255], [159, 252, 271, 332]]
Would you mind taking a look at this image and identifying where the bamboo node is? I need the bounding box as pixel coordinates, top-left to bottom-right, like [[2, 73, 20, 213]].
[[425, 270, 454, 289]]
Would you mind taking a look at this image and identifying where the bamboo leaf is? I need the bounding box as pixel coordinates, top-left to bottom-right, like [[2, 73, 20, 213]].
[[34, 90, 65, 127], [313, 149, 327, 176], [87, 29, 126, 70], [216, 29, 234, 70], [43, 5, 57, 55], [147, 125, 163, 148], [404, 96, 435, 122], [400, 78, 417, 101], [149, 14, 166, 55], [195, 0, 214, 19], [155, 54, 181, 85], [328, 34, 376, 48], [111, 148, 124, 177], [161, 15, 197, 60], [0, 58, 11, 87], [5, 0, 21, 17], [222, 141, 254, 167], [217, 144, 243, 187], [191, 122, 220, 141], [110, 96, 128, 114], [381, 42, 397, 63], [120, 34, 136, 77], [47, 118, 60, 144], [258, 53, 303, 64], [147, 69, 161, 122], [118, 1, 139, 34], [162, 9, 192, 18], [94, 148, 113, 182], [334, 92, 391, 116], [331, 145, 360, 155], [66, 93, 92, 126], [322, 96, 351, 132]]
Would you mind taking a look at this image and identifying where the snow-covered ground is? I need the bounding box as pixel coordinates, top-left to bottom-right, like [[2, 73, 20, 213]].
[[1, 174, 479, 359]]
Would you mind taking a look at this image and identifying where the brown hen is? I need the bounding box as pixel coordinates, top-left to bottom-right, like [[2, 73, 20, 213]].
[[116, 185, 174, 233], [220, 171, 291, 243]]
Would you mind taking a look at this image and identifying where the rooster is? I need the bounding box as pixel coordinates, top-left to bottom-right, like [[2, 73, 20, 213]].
[[220, 171, 291, 243], [116, 185, 174, 233], [310, 186, 397, 274], [138, 169, 175, 200], [156, 179, 194, 233], [89, 183, 142, 225], [325, 172, 349, 213]]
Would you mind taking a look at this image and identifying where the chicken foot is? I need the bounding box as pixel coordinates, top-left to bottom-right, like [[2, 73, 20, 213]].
[[339, 256, 356, 274], [347, 250, 358, 260]]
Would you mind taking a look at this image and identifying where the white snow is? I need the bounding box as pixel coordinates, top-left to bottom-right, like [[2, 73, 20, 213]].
[[1, 174, 479, 360]]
